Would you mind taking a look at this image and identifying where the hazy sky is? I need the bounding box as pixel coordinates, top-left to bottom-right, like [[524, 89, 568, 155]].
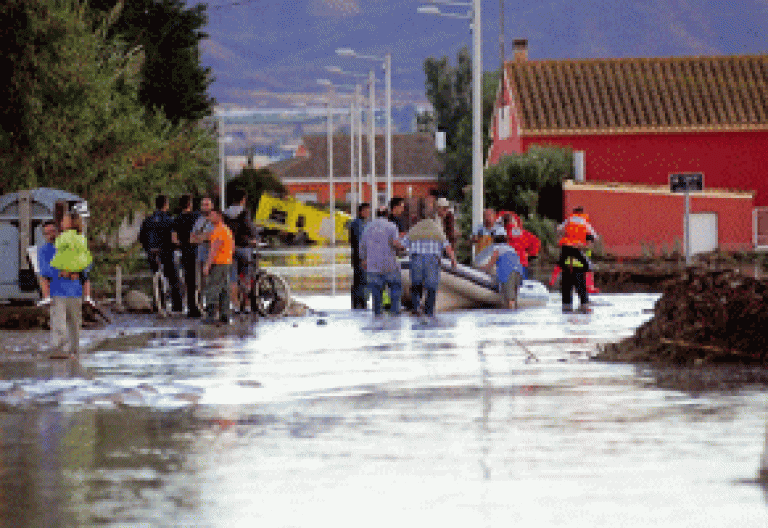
[[199, 0, 767, 109]]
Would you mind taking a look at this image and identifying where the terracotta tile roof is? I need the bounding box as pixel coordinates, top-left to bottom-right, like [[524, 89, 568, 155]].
[[268, 134, 442, 179], [504, 55, 768, 135]]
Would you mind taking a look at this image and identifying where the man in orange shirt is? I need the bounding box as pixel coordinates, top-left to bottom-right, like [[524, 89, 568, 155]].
[[203, 208, 235, 324]]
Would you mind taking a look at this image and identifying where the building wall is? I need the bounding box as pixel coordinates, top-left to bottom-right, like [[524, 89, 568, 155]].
[[563, 182, 754, 257], [521, 130, 768, 206]]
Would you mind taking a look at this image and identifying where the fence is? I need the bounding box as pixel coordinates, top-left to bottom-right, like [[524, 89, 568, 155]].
[[103, 246, 354, 305], [259, 247, 352, 295]]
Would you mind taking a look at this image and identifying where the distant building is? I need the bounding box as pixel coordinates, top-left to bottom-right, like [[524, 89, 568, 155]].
[[266, 134, 442, 205], [488, 40, 768, 255]]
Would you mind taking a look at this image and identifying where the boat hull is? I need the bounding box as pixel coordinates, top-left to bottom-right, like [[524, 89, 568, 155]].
[[399, 258, 549, 311]]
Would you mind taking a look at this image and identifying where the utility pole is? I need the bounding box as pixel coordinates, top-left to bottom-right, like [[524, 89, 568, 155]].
[[499, 0, 505, 68]]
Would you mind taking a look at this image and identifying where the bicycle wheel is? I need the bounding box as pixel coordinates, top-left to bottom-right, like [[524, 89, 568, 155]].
[[253, 272, 290, 316]]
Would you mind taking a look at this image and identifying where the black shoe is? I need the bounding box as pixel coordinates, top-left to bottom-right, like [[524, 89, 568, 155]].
[[218, 315, 232, 326], [187, 310, 202, 319]]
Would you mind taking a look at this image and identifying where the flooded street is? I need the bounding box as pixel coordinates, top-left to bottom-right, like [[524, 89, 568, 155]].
[[1, 293, 767, 527]]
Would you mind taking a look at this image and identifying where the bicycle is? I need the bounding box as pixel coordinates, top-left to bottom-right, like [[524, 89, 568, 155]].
[[234, 247, 291, 317]]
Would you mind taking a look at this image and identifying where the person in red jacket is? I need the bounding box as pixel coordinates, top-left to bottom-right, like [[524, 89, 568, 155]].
[[503, 213, 540, 280]]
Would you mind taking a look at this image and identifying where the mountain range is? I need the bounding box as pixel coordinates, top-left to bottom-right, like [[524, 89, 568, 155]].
[[199, 0, 767, 149]]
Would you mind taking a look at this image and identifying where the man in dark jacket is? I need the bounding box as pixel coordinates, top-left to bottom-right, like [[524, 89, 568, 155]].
[[172, 194, 202, 317], [139, 194, 182, 313], [349, 202, 370, 309]]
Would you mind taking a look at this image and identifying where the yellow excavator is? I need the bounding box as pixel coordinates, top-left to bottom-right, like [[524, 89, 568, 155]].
[[254, 194, 351, 245]]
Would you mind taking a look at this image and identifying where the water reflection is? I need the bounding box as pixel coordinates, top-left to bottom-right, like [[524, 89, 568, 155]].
[[0, 293, 766, 526], [0, 406, 200, 527]]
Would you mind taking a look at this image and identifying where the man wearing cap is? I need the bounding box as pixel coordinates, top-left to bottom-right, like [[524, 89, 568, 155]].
[[435, 197, 457, 249], [360, 206, 404, 317], [471, 208, 497, 255]]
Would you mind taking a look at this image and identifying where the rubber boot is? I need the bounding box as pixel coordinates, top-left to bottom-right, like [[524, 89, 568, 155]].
[[548, 265, 562, 287], [586, 271, 600, 294]]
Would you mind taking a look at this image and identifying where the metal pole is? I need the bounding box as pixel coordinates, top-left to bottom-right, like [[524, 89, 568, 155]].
[[350, 98, 356, 215], [218, 116, 226, 211], [684, 188, 690, 265], [471, 0, 483, 231], [357, 85, 364, 205], [327, 95, 336, 295], [385, 52, 393, 205], [369, 69, 377, 212]]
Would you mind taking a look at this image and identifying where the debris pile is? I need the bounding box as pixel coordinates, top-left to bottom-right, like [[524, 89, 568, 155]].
[[597, 268, 768, 365], [0, 302, 108, 330]]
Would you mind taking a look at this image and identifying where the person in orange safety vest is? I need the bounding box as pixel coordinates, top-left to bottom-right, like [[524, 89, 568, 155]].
[[502, 213, 540, 280], [550, 207, 598, 289]]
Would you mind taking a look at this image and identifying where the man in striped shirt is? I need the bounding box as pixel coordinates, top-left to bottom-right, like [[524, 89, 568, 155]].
[[403, 218, 457, 317]]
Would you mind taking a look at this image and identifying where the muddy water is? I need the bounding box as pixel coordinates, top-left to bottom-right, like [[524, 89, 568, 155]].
[[0, 293, 766, 527]]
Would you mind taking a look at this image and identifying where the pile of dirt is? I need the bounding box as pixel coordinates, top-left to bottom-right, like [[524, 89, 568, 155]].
[[0, 302, 109, 330], [597, 268, 768, 365]]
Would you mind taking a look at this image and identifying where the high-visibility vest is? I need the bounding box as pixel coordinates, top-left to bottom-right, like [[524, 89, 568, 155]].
[[559, 213, 590, 247]]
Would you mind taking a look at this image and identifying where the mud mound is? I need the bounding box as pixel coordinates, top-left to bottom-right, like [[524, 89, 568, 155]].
[[0, 302, 109, 330], [597, 268, 768, 365]]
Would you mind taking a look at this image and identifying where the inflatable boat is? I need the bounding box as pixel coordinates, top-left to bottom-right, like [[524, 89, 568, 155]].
[[400, 258, 550, 311]]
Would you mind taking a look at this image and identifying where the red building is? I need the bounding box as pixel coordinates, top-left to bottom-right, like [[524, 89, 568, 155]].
[[267, 134, 441, 205], [488, 41, 768, 255]]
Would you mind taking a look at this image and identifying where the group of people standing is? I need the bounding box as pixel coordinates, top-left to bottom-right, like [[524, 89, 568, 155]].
[[349, 194, 458, 318], [349, 194, 600, 316], [137, 190, 259, 324]]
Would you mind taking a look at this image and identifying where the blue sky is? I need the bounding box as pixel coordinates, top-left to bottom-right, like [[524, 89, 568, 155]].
[[199, 0, 767, 109]]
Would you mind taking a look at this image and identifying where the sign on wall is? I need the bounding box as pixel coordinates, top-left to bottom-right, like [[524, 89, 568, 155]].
[[670, 173, 704, 193]]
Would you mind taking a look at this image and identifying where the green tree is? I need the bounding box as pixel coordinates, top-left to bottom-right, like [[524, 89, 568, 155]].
[[88, 0, 214, 123], [0, 0, 216, 235], [483, 145, 573, 219], [225, 167, 286, 214], [456, 145, 573, 261], [423, 47, 500, 201]]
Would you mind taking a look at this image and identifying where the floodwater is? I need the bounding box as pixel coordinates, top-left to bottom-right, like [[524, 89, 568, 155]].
[[0, 293, 767, 527]]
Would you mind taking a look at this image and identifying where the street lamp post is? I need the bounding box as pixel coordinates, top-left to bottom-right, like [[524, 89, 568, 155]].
[[418, 0, 483, 231], [349, 92, 356, 215], [325, 66, 373, 209], [356, 84, 363, 207], [320, 76, 361, 214], [216, 115, 234, 211], [336, 48, 393, 209], [219, 115, 225, 211], [368, 68, 377, 212]]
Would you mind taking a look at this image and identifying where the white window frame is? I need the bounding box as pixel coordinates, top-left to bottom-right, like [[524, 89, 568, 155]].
[[498, 104, 510, 140]]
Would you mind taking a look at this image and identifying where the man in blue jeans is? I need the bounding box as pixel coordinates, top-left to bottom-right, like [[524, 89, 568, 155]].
[[360, 206, 404, 316], [402, 217, 457, 317]]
